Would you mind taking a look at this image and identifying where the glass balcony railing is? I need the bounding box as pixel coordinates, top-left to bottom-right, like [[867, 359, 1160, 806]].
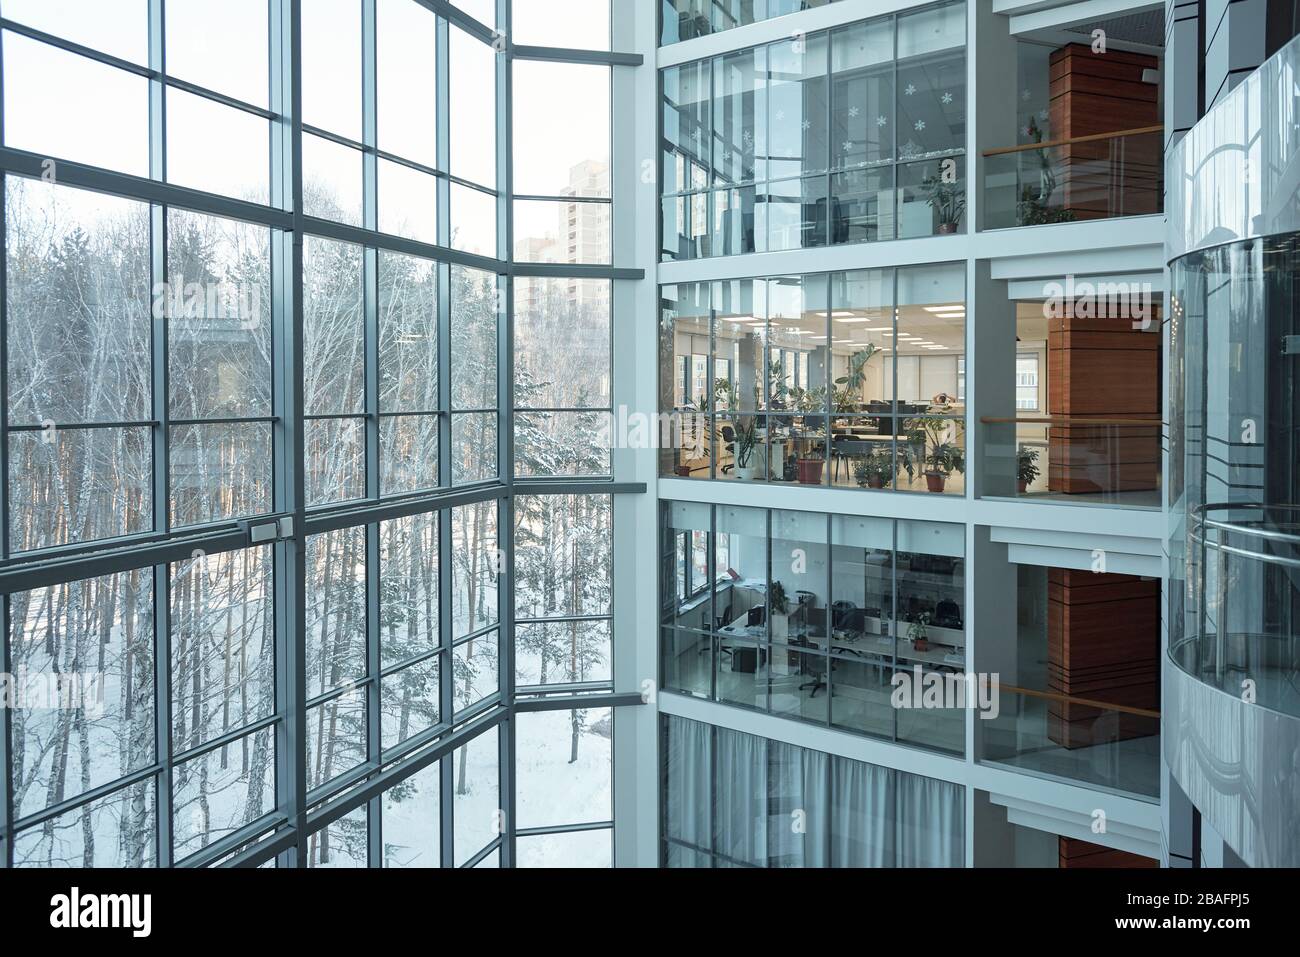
[[1174, 504, 1300, 718], [980, 684, 1160, 798], [982, 125, 1163, 229], [980, 416, 1161, 509]]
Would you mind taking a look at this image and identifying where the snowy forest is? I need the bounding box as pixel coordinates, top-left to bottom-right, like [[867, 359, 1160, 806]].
[[5, 174, 613, 867]]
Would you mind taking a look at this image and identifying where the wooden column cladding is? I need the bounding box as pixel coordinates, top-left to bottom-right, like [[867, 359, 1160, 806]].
[[1059, 836, 1158, 868], [1047, 311, 1160, 495], [1047, 569, 1159, 749], [1048, 42, 1160, 219]]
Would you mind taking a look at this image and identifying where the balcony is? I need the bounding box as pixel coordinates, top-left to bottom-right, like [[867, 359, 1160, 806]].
[[981, 415, 1161, 509], [981, 685, 1160, 799], [982, 126, 1164, 230]]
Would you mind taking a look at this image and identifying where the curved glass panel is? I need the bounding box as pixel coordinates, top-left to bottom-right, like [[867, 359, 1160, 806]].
[[1168, 233, 1300, 717]]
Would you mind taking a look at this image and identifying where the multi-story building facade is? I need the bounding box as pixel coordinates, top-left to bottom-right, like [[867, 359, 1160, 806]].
[[0, 0, 1294, 875]]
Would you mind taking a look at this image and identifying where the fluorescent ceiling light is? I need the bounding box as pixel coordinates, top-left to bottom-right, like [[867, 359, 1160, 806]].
[[836, 317, 873, 324]]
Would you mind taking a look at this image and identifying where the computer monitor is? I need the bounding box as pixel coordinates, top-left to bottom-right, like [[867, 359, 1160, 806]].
[[746, 605, 766, 627]]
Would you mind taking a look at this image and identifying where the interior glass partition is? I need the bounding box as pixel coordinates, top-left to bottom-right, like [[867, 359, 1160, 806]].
[[661, 263, 967, 493], [661, 1, 967, 261], [660, 502, 967, 756]]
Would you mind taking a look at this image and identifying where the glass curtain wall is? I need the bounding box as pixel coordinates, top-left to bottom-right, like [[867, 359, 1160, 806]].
[[661, 714, 965, 866], [662, 0, 842, 46], [0, 0, 625, 869], [660, 263, 966, 493], [661, 0, 967, 260], [660, 502, 967, 755]]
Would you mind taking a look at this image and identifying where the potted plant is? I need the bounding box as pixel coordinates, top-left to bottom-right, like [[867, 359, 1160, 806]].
[[769, 580, 790, 640], [854, 447, 894, 489], [923, 175, 966, 234], [790, 386, 827, 485], [832, 344, 878, 413], [1015, 117, 1076, 227], [1016, 446, 1041, 493], [901, 416, 965, 492], [732, 415, 761, 480], [907, 613, 931, 652]]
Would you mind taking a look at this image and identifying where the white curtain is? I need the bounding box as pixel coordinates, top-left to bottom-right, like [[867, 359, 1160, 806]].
[[715, 726, 767, 865], [830, 756, 895, 866], [894, 772, 964, 867], [664, 715, 711, 853], [766, 740, 829, 866]]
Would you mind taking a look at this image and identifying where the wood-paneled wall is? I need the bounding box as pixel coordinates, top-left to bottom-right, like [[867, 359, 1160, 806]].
[[1047, 569, 1159, 749], [1049, 43, 1160, 219], [1047, 314, 1160, 494], [1059, 836, 1158, 868]]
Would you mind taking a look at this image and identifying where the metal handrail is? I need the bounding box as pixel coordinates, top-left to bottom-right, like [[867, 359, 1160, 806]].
[[982, 124, 1164, 157], [1189, 503, 1300, 567], [980, 415, 1160, 426]]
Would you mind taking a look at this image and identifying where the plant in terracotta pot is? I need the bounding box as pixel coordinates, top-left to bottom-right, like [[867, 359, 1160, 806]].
[[789, 386, 827, 485], [924, 440, 965, 493], [901, 416, 965, 492], [1016, 446, 1041, 493], [854, 447, 894, 489], [922, 174, 966, 234], [907, 613, 931, 652]]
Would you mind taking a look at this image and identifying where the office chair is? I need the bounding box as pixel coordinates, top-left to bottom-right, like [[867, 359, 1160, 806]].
[[799, 654, 830, 698], [714, 602, 734, 632], [933, 598, 962, 629], [831, 599, 855, 630], [720, 425, 736, 474]]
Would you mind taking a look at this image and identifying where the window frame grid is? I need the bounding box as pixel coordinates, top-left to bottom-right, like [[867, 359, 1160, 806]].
[[0, 0, 642, 871]]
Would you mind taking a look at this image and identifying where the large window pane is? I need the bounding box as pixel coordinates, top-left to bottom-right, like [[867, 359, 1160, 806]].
[[453, 630, 498, 713], [305, 693, 367, 792], [377, 0, 437, 167], [9, 427, 152, 552], [451, 501, 499, 639], [303, 133, 364, 226], [8, 570, 156, 819], [382, 760, 440, 867], [380, 512, 440, 665], [379, 252, 439, 413], [513, 61, 610, 198], [6, 179, 151, 426], [452, 724, 499, 865], [518, 828, 612, 867], [165, 88, 270, 204], [3, 33, 149, 177], [382, 654, 441, 750], [13, 780, 157, 868], [305, 526, 367, 700], [305, 805, 368, 867], [512, 0, 608, 50], [172, 727, 275, 860], [166, 210, 271, 419], [304, 237, 365, 416], [516, 708, 612, 829], [3, 0, 147, 63], [450, 265, 497, 410], [165, 0, 269, 107], [450, 26, 496, 188], [170, 547, 274, 750], [514, 494, 612, 618], [302, 0, 363, 139], [513, 199, 611, 265]]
